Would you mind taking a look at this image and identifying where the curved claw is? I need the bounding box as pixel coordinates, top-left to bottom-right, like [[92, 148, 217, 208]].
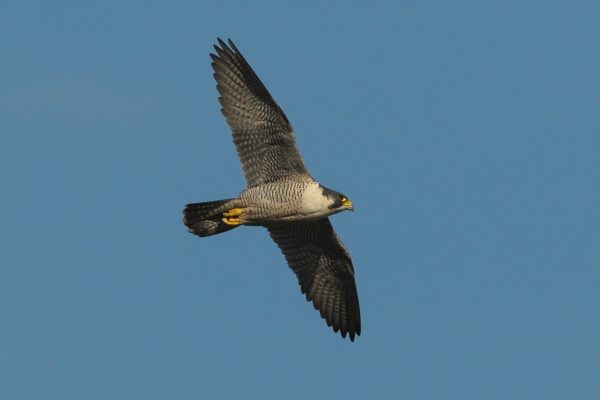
[[223, 208, 244, 217], [222, 217, 241, 226]]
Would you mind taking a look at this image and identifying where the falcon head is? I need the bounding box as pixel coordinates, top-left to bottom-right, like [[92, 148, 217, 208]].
[[299, 183, 354, 219], [327, 191, 354, 212], [320, 185, 354, 213]]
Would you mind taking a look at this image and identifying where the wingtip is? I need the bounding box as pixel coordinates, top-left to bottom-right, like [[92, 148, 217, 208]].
[[227, 38, 239, 53], [341, 328, 359, 342], [214, 37, 239, 54]]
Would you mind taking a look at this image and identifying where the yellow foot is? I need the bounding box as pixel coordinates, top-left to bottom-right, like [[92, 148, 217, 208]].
[[222, 217, 241, 226], [222, 208, 244, 225], [223, 208, 244, 217]]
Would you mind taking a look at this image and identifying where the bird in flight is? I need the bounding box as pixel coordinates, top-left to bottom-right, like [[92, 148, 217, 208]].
[[183, 38, 361, 341]]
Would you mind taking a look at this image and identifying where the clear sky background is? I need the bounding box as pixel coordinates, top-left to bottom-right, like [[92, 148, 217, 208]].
[[2, 1, 599, 399]]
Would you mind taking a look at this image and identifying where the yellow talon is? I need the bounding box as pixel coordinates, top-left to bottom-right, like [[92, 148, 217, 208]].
[[223, 208, 244, 217], [222, 217, 241, 226]]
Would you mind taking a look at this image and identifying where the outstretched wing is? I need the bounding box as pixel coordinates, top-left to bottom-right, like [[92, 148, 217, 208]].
[[267, 219, 361, 341], [211, 38, 308, 187]]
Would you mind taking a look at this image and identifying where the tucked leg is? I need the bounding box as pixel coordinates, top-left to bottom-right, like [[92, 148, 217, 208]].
[[222, 207, 244, 225]]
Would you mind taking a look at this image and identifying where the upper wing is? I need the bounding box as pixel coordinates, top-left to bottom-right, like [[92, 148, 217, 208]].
[[267, 219, 361, 341], [211, 38, 308, 187]]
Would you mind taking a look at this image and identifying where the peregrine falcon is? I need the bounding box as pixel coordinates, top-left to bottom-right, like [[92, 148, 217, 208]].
[[183, 38, 361, 341]]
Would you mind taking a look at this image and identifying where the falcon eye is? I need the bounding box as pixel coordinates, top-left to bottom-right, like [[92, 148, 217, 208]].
[[340, 196, 347, 202]]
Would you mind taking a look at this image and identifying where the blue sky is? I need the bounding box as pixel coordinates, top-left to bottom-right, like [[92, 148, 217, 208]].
[[2, 1, 599, 399]]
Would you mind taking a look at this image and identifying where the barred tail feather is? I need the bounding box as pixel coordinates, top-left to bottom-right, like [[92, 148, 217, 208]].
[[183, 199, 237, 237]]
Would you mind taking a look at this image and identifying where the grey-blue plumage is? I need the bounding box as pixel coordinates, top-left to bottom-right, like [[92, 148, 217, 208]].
[[183, 39, 361, 341]]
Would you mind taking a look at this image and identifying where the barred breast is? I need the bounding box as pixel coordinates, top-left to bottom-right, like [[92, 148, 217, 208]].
[[238, 178, 315, 223]]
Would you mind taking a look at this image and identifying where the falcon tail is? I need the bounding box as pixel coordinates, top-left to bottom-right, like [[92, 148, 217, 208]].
[[183, 199, 238, 237]]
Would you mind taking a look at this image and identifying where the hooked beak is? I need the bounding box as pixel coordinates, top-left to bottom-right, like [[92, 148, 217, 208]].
[[342, 198, 354, 211]]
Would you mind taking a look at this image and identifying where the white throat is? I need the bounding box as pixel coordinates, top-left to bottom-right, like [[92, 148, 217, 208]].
[[299, 182, 334, 218]]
